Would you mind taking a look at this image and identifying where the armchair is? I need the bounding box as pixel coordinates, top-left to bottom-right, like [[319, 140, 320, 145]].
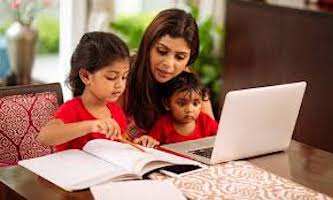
[[0, 83, 63, 165]]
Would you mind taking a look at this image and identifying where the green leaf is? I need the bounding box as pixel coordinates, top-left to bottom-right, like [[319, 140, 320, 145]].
[[35, 14, 59, 54], [187, 0, 199, 20], [110, 14, 154, 50]]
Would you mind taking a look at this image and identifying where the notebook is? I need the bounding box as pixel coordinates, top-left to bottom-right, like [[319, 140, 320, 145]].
[[161, 82, 307, 165], [18, 139, 203, 191], [90, 180, 186, 200]]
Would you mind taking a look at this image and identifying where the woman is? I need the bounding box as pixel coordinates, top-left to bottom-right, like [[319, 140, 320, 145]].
[[125, 8, 214, 146]]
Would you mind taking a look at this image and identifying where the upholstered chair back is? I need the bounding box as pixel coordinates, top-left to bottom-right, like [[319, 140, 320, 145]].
[[0, 83, 63, 165]]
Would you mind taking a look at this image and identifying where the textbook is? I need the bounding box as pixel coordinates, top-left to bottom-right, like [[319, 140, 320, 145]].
[[18, 139, 203, 192]]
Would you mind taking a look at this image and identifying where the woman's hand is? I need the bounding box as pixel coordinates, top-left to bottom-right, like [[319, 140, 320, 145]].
[[90, 118, 121, 139], [133, 135, 160, 148]]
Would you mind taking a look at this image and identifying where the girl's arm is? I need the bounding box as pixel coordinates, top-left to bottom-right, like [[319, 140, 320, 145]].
[[38, 118, 121, 146], [38, 119, 95, 146]]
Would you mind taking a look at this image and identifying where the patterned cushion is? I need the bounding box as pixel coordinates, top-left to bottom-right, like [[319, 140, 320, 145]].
[[0, 91, 60, 165]]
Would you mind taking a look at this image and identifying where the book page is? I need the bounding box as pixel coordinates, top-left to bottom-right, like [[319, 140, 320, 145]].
[[18, 149, 129, 191], [90, 180, 186, 200], [83, 139, 204, 175], [83, 139, 156, 171]]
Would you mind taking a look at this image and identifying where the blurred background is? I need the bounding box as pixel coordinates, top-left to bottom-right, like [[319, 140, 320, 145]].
[[0, 0, 225, 115], [1, 0, 327, 117]]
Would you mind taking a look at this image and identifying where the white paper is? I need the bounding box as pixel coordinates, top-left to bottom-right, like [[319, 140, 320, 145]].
[[90, 180, 186, 200], [83, 139, 203, 174], [18, 149, 123, 191], [18, 139, 204, 192]]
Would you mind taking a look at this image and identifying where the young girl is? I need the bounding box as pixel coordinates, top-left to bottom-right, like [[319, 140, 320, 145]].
[[38, 31, 130, 151], [148, 71, 218, 145]]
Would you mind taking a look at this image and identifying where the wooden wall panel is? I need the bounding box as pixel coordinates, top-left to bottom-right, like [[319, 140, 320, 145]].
[[221, 0, 333, 152]]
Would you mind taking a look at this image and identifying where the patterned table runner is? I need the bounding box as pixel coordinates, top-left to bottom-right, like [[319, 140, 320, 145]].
[[151, 161, 331, 200]]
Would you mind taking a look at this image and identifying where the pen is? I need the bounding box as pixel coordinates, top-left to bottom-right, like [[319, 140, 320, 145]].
[[118, 138, 146, 153]]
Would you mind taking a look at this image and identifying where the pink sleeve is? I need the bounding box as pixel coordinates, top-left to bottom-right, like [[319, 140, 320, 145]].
[[54, 101, 78, 123], [109, 103, 127, 133], [148, 117, 165, 144], [201, 112, 219, 137], [53, 105, 75, 151], [53, 100, 80, 151], [208, 119, 219, 136]]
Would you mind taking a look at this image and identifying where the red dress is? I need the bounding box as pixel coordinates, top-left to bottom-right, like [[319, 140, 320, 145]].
[[149, 112, 218, 145], [53, 97, 127, 151]]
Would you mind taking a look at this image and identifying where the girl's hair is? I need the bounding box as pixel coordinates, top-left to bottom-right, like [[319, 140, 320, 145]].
[[126, 9, 199, 130], [161, 71, 205, 102], [68, 31, 129, 96]]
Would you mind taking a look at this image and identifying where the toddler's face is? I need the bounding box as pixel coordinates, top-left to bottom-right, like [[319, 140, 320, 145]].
[[87, 59, 130, 102], [167, 90, 202, 124], [149, 35, 191, 83]]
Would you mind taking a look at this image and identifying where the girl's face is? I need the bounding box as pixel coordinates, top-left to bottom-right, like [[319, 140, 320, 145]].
[[84, 59, 130, 102], [149, 35, 191, 83], [167, 90, 202, 124]]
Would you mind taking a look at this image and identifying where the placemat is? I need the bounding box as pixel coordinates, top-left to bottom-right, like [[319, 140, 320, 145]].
[[150, 161, 331, 200]]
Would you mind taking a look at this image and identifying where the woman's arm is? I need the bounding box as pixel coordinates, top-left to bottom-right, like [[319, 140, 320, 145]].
[[201, 99, 215, 120]]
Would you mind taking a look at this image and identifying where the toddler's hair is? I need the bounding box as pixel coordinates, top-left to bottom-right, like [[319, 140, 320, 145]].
[[161, 71, 207, 101], [68, 31, 129, 96]]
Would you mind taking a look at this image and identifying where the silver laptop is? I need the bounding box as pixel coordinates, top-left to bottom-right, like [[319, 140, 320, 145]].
[[161, 82, 307, 165]]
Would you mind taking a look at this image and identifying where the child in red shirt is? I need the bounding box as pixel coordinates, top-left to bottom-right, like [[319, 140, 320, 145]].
[[38, 32, 130, 151], [148, 71, 218, 145]]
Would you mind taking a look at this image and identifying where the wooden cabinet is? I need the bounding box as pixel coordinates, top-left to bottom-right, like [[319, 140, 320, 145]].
[[221, 0, 333, 152]]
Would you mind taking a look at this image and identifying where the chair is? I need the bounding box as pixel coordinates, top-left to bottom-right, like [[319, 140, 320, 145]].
[[0, 83, 63, 165]]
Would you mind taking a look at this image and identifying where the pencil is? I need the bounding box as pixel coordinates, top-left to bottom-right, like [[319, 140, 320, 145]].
[[118, 138, 146, 153]]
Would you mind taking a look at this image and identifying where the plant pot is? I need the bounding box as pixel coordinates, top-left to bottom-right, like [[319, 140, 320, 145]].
[[6, 21, 38, 85]]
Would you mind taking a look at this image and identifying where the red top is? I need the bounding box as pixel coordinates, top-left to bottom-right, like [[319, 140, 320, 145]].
[[53, 97, 127, 151], [149, 112, 218, 145]]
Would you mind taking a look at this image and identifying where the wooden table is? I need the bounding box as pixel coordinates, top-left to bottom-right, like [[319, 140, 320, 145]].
[[1, 140, 332, 200]]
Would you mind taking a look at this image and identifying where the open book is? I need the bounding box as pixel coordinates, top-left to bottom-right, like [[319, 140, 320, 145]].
[[18, 139, 203, 192]]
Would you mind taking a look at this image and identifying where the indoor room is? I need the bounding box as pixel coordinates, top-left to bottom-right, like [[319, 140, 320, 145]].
[[0, 0, 332, 199]]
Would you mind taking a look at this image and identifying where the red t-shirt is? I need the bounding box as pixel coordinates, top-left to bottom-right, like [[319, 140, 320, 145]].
[[54, 97, 127, 151], [149, 112, 218, 145]]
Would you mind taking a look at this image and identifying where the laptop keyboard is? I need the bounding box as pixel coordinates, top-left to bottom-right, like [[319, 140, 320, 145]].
[[188, 147, 213, 158]]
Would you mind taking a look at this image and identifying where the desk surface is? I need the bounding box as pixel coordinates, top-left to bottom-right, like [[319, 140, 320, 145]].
[[0, 140, 332, 200]]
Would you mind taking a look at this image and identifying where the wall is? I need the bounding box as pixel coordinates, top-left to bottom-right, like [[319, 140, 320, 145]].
[[221, 0, 333, 152]]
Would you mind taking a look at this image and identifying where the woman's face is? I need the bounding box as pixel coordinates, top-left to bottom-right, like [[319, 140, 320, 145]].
[[149, 35, 191, 83]]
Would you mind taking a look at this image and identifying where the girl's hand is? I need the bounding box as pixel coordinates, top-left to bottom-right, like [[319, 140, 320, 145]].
[[133, 135, 160, 148], [90, 118, 121, 139]]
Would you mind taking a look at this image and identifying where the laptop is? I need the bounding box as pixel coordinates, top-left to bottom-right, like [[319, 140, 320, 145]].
[[161, 82, 307, 165]]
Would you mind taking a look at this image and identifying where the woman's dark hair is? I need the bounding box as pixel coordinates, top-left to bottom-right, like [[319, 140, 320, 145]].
[[68, 31, 129, 96], [126, 9, 199, 131], [161, 71, 205, 103]]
